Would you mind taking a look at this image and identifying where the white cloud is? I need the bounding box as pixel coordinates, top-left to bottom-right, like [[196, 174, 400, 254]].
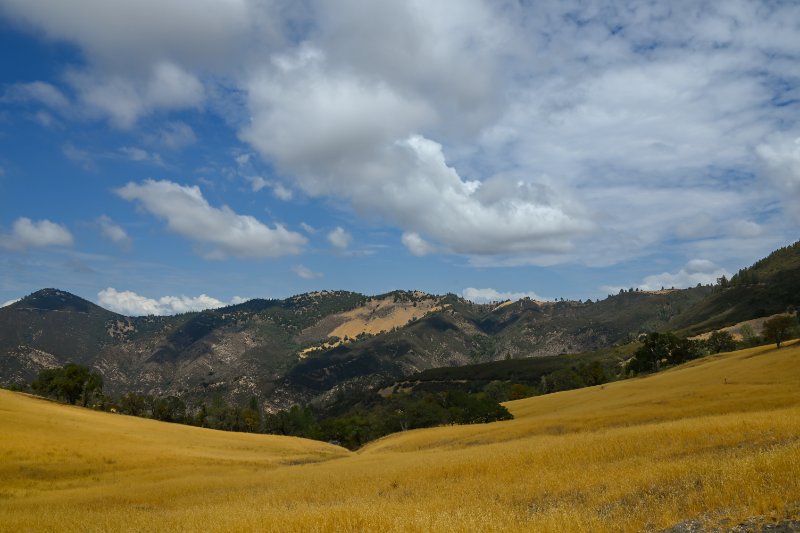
[[0, 0, 254, 68], [462, 287, 549, 304], [97, 215, 131, 250], [119, 146, 163, 165], [401, 232, 435, 257], [116, 179, 306, 258], [757, 134, 800, 218], [3, 81, 70, 110], [730, 220, 764, 239], [637, 259, 730, 291], [0, 217, 74, 250], [245, 176, 269, 192], [327, 226, 352, 250], [244, 176, 292, 200], [292, 264, 323, 280], [235, 153, 251, 167], [0, 0, 255, 127], [238, 42, 590, 257], [66, 62, 204, 128], [300, 222, 317, 234], [97, 287, 238, 316], [272, 182, 292, 201], [1, 298, 21, 308]]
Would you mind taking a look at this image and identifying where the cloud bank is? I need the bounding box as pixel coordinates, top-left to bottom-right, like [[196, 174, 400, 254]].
[[97, 287, 246, 316], [2, 0, 799, 265], [462, 287, 549, 305]]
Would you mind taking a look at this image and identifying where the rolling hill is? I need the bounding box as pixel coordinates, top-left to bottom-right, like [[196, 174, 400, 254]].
[[1, 341, 798, 532]]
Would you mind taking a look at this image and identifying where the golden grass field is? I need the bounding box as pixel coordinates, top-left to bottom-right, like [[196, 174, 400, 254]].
[[2, 342, 799, 532]]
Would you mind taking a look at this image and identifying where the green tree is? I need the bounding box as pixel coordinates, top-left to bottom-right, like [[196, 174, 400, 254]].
[[238, 397, 262, 432], [737, 324, 761, 347], [31, 363, 103, 405], [626, 332, 703, 374], [706, 330, 737, 354], [762, 315, 796, 348], [151, 396, 187, 423], [482, 380, 511, 402], [119, 392, 151, 417]]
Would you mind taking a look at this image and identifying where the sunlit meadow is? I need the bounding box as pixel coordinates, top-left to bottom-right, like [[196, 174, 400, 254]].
[[2, 342, 799, 532]]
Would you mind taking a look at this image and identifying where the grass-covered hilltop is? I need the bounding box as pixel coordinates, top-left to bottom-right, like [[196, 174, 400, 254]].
[[1, 340, 799, 532]]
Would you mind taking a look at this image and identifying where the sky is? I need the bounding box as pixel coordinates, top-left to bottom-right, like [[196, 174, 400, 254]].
[[0, 0, 799, 315]]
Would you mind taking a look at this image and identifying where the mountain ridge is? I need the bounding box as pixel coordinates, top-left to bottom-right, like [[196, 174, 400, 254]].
[[1, 241, 799, 410]]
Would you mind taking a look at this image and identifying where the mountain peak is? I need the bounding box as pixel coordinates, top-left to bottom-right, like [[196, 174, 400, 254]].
[[17, 288, 103, 314]]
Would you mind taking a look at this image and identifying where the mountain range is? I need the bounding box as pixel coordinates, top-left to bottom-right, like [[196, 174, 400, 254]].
[[1, 241, 798, 410]]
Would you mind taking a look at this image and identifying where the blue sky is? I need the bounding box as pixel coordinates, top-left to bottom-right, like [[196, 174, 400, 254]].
[[1, 1, 798, 315]]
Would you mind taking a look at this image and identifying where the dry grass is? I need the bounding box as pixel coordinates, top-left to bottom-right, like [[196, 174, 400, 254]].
[[690, 312, 794, 341], [300, 295, 441, 357], [328, 295, 440, 339], [2, 342, 799, 532]]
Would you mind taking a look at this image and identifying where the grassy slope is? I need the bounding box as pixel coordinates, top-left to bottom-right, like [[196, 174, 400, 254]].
[[2, 342, 799, 532]]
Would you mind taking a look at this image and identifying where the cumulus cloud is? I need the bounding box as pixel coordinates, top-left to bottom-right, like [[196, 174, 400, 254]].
[[0, 217, 74, 250], [97, 287, 240, 316], [327, 226, 351, 250], [239, 40, 589, 256], [0, 0, 256, 127], [116, 179, 306, 258], [66, 62, 205, 128], [462, 287, 549, 305], [97, 215, 131, 249], [637, 259, 730, 291], [292, 264, 323, 280], [401, 232, 436, 257], [300, 222, 316, 234]]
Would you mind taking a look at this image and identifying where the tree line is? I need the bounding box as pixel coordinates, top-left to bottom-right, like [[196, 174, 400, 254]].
[[17, 364, 512, 450], [625, 314, 798, 375]]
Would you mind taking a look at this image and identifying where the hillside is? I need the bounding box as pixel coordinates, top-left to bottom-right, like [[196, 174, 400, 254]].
[[0, 241, 798, 410], [669, 241, 800, 334], [0, 286, 712, 410], [1, 342, 798, 532]]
